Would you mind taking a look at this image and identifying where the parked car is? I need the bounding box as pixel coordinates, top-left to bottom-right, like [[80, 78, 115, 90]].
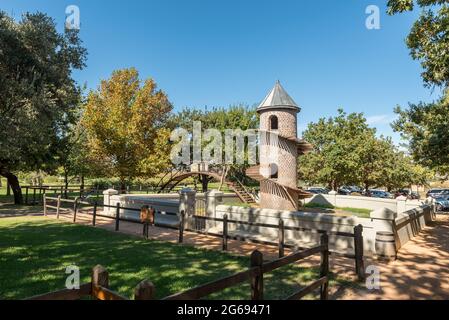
[[410, 191, 421, 200], [426, 188, 449, 199], [307, 187, 329, 194], [395, 189, 421, 200], [435, 195, 449, 212], [369, 190, 392, 199], [338, 186, 353, 195]]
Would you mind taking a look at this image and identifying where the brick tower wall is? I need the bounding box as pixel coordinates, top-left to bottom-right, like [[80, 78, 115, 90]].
[[259, 109, 299, 211]]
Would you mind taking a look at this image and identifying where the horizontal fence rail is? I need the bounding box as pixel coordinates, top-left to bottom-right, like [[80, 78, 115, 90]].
[[43, 195, 365, 282], [184, 214, 365, 281], [25, 265, 155, 301], [25, 242, 329, 301], [43, 196, 179, 239], [163, 235, 330, 300]]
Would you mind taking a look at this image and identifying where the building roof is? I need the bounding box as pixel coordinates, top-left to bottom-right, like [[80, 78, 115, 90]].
[[257, 81, 300, 113]]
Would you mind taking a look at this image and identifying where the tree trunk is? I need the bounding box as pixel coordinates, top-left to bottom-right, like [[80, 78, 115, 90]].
[[80, 175, 85, 193], [120, 180, 126, 194], [0, 168, 23, 204], [331, 180, 338, 192], [7, 180, 11, 196], [201, 174, 208, 193], [218, 166, 229, 192], [364, 183, 369, 193]]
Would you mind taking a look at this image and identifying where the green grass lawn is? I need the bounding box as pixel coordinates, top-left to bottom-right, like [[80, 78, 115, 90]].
[[303, 203, 371, 218], [0, 216, 351, 300]]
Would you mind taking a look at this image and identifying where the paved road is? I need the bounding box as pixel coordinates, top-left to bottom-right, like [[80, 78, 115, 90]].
[[339, 214, 449, 300]]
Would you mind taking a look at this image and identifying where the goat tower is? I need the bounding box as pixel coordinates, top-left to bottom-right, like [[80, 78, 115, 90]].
[[246, 81, 312, 211]]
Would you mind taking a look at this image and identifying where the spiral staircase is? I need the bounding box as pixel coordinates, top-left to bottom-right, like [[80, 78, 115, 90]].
[[246, 130, 314, 208]]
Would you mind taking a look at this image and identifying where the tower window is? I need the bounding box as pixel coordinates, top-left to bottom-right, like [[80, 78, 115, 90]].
[[269, 115, 279, 130], [270, 163, 279, 179]]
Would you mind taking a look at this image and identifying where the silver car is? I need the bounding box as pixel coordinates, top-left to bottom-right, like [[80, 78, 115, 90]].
[[435, 195, 449, 212]]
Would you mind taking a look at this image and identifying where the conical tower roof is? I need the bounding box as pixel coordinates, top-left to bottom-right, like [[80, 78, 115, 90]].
[[257, 81, 300, 113]]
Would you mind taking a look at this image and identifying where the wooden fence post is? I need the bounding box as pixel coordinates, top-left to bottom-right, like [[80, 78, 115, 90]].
[[33, 188, 37, 205], [56, 195, 61, 219], [43, 193, 47, 216], [222, 214, 228, 251], [278, 218, 285, 258], [73, 197, 79, 223], [179, 210, 185, 243], [92, 202, 98, 226], [91, 265, 109, 299], [354, 224, 365, 281], [115, 203, 120, 231], [250, 250, 264, 300], [319, 232, 329, 300], [25, 187, 29, 205], [134, 280, 155, 300]]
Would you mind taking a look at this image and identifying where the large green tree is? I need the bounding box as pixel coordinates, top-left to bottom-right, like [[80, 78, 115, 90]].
[[388, 1, 449, 178], [393, 92, 449, 177], [169, 105, 259, 189], [299, 110, 376, 190], [299, 109, 428, 190], [81, 68, 173, 191], [0, 11, 86, 204], [388, 0, 449, 88]]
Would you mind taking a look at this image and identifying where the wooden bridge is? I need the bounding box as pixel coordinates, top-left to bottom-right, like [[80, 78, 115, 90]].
[[158, 171, 257, 205]]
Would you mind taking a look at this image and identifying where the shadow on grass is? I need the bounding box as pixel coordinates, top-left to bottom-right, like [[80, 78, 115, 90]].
[[0, 217, 345, 300]]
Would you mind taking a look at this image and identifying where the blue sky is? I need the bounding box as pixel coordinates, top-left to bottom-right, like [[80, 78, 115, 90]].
[[1, 0, 442, 144]]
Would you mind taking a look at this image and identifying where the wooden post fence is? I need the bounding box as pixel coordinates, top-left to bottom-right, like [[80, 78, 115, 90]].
[[25, 187, 29, 205], [115, 203, 120, 231], [278, 218, 285, 258], [319, 232, 329, 300], [73, 197, 79, 223], [92, 202, 98, 226], [91, 265, 109, 300], [179, 210, 185, 243], [250, 250, 264, 300], [134, 280, 155, 300], [222, 214, 228, 251], [354, 224, 365, 281], [33, 188, 36, 205], [43, 193, 47, 216], [56, 195, 61, 219]]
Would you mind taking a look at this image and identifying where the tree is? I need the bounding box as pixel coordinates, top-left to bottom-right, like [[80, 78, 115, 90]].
[[168, 105, 259, 190], [298, 109, 430, 191], [357, 136, 394, 192], [299, 110, 376, 190], [388, 1, 449, 180], [55, 120, 93, 196], [0, 11, 86, 204], [393, 92, 449, 177], [387, 0, 449, 88], [81, 68, 173, 191]]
